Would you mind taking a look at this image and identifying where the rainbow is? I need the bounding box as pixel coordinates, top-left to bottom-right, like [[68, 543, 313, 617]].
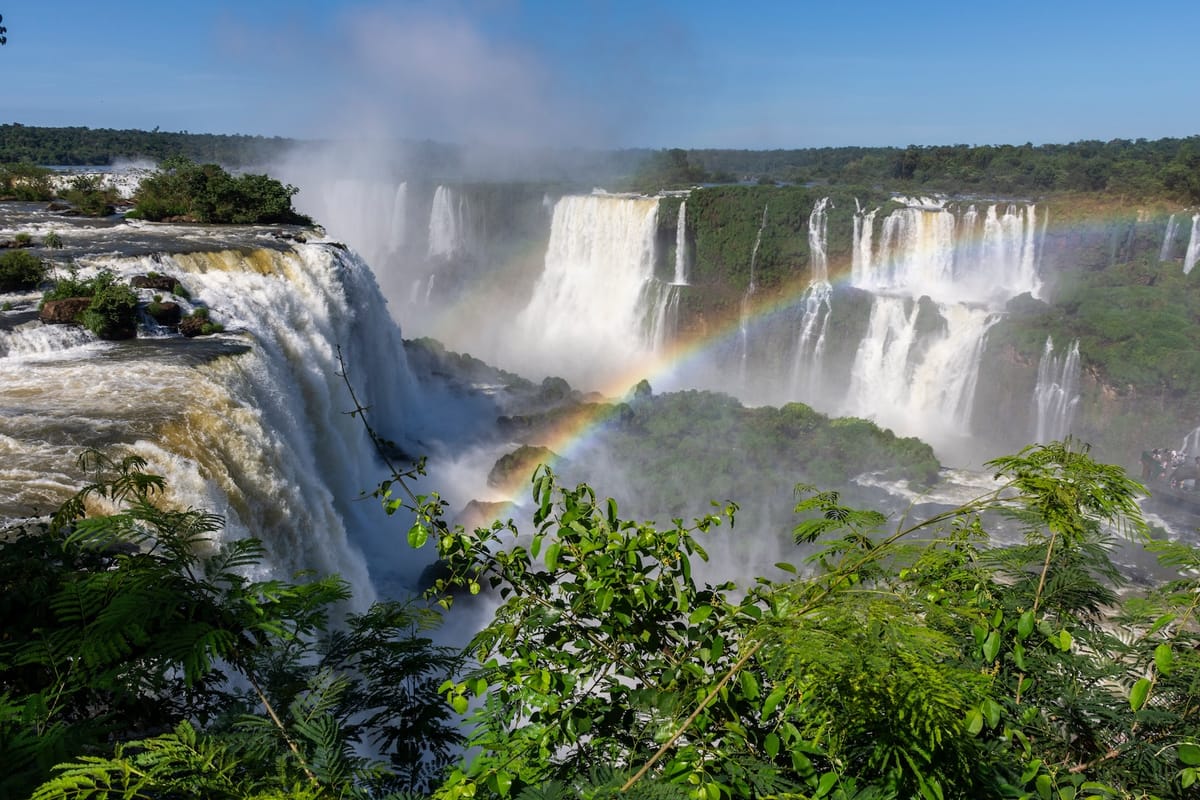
[[425, 193, 1196, 519]]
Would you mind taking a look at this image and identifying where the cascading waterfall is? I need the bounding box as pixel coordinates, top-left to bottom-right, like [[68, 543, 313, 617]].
[[846, 201, 1043, 454], [739, 205, 769, 375], [428, 184, 467, 260], [790, 198, 833, 398], [1184, 214, 1200, 275], [511, 194, 662, 388], [0, 240, 433, 605], [1161, 214, 1179, 262], [1181, 426, 1200, 458], [673, 201, 690, 285], [1032, 337, 1081, 442]]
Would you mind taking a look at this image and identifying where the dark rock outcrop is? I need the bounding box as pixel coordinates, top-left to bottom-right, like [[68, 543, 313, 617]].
[[146, 301, 182, 325], [131, 274, 179, 293], [38, 297, 91, 324], [179, 315, 206, 337]]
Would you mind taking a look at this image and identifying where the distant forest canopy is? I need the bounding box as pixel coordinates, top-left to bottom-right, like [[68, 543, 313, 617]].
[[0, 123, 298, 167], [2, 122, 1200, 202]]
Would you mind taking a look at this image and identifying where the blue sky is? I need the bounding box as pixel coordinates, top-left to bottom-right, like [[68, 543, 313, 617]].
[[2, 0, 1198, 149]]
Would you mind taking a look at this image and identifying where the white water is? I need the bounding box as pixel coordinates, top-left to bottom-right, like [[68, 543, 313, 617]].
[[0, 243, 436, 605], [1184, 214, 1200, 275], [1161, 214, 1179, 262], [738, 205, 769, 375], [1033, 337, 1081, 442], [511, 194, 661, 388], [790, 198, 833, 398], [428, 184, 467, 260], [844, 202, 1043, 457], [673, 201, 690, 285]]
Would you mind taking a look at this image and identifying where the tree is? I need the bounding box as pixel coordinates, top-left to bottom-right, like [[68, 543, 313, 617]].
[[3, 451, 462, 799], [1, 13, 7, 46]]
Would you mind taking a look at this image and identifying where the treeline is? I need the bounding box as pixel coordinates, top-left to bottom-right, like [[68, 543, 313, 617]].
[[670, 136, 1200, 202], [0, 123, 296, 167]]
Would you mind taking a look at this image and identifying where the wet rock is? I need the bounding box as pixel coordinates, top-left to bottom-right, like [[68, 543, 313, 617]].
[[38, 297, 91, 324], [130, 274, 178, 292], [179, 315, 206, 337], [146, 300, 182, 325]]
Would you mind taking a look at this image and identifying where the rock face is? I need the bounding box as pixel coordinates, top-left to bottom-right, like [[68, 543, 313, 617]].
[[179, 315, 206, 337], [38, 297, 91, 324], [130, 274, 179, 292], [147, 301, 182, 325], [487, 445, 557, 490]]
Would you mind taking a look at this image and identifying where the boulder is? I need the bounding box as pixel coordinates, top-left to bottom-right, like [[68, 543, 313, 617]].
[[38, 297, 91, 324], [130, 274, 179, 293], [146, 301, 182, 325], [179, 315, 206, 337]]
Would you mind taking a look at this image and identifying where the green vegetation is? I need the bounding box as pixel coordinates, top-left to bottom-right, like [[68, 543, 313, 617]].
[[40, 269, 139, 339], [12, 231, 31, 245], [59, 174, 120, 216], [41, 230, 63, 249], [0, 161, 53, 200], [0, 248, 46, 291], [128, 157, 309, 224], [0, 123, 295, 167], [5, 440, 1200, 798], [0, 451, 461, 800], [586, 390, 939, 523]]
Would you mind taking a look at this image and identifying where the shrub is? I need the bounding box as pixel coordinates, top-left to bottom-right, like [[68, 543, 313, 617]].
[[131, 157, 310, 224], [40, 268, 104, 304], [41, 231, 63, 249], [0, 249, 46, 291], [0, 162, 53, 201], [80, 280, 138, 339], [59, 174, 119, 217], [13, 232, 31, 245]]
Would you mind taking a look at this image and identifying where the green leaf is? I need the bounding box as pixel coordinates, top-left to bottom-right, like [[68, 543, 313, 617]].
[[407, 522, 428, 549], [1182, 767, 1196, 789], [965, 709, 983, 736], [1130, 677, 1150, 711], [545, 541, 561, 571], [982, 630, 1000, 662], [451, 694, 469, 714], [1154, 643, 1174, 676], [982, 698, 1001, 728], [738, 670, 760, 701], [1057, 629, 1073, 652], [761, 685, 788, 717], [1178, 742, 1200, 766], [689, 605, 714, 624], [1017, 610, 1034, 640], [1035, 773, 1052, 800], [764, 732, 780, 758]]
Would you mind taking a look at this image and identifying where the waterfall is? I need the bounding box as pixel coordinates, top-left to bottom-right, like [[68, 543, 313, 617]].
[[1184, 214, 1200, 275], [851, 199, 879, 287], [0, 242, 433, 605], [511, 194, 662, 388], [1033, 337, 1081, 442], [1161, 214, 1179, 262], [388, 182, 408, 253], [1182, 426, 1200, 458], [844, 201, 1043, 455], [790, 198, 833, 398], [673, 201, 690, 285], [739, 205, 769, 374], [428, 185, 466, 259]]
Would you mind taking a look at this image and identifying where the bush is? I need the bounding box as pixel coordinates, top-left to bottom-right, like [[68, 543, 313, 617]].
[[131, 157, 310, 225], [0, 249, 46, 291], [13, 232, 31, 246], [80, 280, 138, 339], [59, 174, 119, 217], [0, 162, 53, 201], [42, 231, 63, 249], [40, 267, 104, 304]]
